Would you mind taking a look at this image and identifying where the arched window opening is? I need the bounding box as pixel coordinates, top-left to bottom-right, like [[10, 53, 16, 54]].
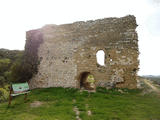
[[96, 50, 105, 66]]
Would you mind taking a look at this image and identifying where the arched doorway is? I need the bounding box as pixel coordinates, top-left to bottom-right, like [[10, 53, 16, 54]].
[[79, 72, 95, 90]]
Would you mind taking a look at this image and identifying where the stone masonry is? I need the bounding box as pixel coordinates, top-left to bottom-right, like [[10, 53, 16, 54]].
[[25, 15, 139, 89]]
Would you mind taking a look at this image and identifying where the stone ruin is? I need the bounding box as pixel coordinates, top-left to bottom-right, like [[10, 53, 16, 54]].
[[25, 15, 139, 90]]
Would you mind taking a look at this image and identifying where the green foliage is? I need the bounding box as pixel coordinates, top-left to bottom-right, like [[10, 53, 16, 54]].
[[10, 59, 33, 83], [0, 59, 11, 75], [0, 48, 35, 89], [0, 49, 24, 86], [0, 87, 9, 103], [86, 74, 95, 83], [0, 76, 5, 87], [3, 71, 12, 83], [0, 49, 23, 60], [10, 60, 24, 82], [0, 87, 160, 119], [4, 84, 10, 91], [0, 48, 35, 103]]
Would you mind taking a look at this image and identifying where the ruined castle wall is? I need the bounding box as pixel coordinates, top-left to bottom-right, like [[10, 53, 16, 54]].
[[26, 15, 139, 89]]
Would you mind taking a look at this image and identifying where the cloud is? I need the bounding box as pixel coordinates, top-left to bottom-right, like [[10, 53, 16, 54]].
[[148, 0, 160, 6], [0, 0, 159, 75], [143, 7, 160, 37]]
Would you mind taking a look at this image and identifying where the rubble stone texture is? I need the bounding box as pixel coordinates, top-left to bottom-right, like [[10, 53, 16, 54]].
[[25, 15, 139, 89]]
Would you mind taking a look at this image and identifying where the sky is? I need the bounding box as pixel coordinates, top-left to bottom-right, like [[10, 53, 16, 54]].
[[0, 0, 159, 75]]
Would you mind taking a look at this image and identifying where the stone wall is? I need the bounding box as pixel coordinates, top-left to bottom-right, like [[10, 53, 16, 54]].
[[25, 15, 139, 89]]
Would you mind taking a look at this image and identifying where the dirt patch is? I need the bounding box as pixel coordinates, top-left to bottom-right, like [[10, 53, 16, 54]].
[[87, 110, 92, 116], [143, 79, 160, 93], [30, 101, 44, 108]]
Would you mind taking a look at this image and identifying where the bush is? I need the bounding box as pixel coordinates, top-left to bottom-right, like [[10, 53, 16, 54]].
[[10, 59, 32, 83], [0, 59, 11, 75], [0, 49, 25, 85], [4, 71, 12, 83], [4, 84, 10, 91], [0, 76, 5, 87], [0, 87, 9, 103], [0, 49, 33, 85]]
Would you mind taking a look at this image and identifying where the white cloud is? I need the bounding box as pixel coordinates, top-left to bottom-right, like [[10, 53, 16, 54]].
[[0, 0, 159, 75]]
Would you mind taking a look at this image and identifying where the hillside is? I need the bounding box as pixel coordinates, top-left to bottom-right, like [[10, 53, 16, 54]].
[[142, 75, 160, 85], [0, 49, 24, 86], [0, 87, 160, 120], [0, 48, 23, 60]]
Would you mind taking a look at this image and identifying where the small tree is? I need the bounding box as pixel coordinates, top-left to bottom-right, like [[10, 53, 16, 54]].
[[10, 56, 33, 83]]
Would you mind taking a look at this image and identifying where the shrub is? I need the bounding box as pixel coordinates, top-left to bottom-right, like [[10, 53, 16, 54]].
[[0, 87, 9, 102], [0, 49, 31, 85], [4, 71, 12, 83], [0, 59, 11, 75], [4, 84, 10, 91], [0, 76, 5, 87], [10, 59, 32, 83]]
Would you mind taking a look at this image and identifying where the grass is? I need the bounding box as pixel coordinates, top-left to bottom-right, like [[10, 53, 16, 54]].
[[0, 87, 160, 120]]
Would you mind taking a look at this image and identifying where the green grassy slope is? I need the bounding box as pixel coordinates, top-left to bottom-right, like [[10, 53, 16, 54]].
[[0, 87, 160, 120]]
